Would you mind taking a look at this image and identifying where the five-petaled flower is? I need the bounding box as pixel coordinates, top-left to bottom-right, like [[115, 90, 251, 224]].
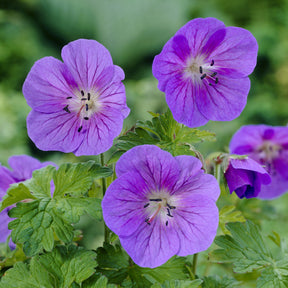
[[152, 17, 258, 128], [0, 155, 55, 247], [102, 145, 220, 268], [23, 39, 130, 156], [224, 157, 271, 199], [230, 125, 288, 199]]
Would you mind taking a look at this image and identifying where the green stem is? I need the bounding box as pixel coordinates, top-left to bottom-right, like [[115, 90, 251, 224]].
[[192, 253, 198, 276], [100, 153, 109, 244], [214, 162, 221, 185]]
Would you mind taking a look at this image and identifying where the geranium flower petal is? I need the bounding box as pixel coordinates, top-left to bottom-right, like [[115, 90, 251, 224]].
[[165, 75, 209, 127], [116, 145, 180, 191], [61, 39, 114, 91], [102, 172, 148, 238], [174, 195, 219, 256], [208, 27, 258, 77], [23, 57, 78, 112], [197, 76, 250, 121], [174, 156, 220, 201], [120, 220, 180, 268], [27, 110, 84, 153]]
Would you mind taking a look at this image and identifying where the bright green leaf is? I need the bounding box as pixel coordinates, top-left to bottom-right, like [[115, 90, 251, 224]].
[[0, 183, 36, 211], [0, 261, 53, 288], [53, 161, 112, 197], [111, 109, 215, 162], [24, 166, 56, 198], [8, 200, 73, 256], [219, 205, 246, 235]]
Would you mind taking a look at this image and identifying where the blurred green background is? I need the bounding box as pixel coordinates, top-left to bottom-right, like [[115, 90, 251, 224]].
[[1, 0, 288, 281]]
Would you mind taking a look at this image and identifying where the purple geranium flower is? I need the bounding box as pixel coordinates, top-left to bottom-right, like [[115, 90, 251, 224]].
[[224, 157, 271, 199], [102, 145, 220, 268], [0, 155, 55, 247], [230, 125, 288, 199], [152, 18, 258, 128], [23, 39, 130, 156]]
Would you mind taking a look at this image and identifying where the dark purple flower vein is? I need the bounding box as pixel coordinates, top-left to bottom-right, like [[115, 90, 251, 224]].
[[91, 55, 101, 86]]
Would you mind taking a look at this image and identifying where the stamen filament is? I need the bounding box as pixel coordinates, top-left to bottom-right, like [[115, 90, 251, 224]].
[[147, 204, 162, 224]]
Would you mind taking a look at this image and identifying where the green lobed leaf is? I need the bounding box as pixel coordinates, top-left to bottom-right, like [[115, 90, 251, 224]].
[[130, 257, 189, 287], [0, 245, 97, 288], [8, 199, 73, 256], [36, 245, 97, 288], [151, 279, 202, 288], [0, 183, 36, 212], [201, 276, 240, 288], [0, 261, 53, 288], [24, 166, 56, 198], [82, 275, 118, 288], [110, 109, 215, 162], [55, 197, 103, 222], [3, 161, 110, 256], [96, 244, 189, 288], [53, 161, 112, 197], [219, 205, 246, 235]]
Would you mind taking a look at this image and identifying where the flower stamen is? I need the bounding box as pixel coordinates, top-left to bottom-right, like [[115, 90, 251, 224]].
[[63, 105, 71, 113]]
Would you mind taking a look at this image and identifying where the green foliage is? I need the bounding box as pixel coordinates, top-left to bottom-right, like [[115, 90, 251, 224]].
[[0, 162, 112, 257], [201, 276, 240, 287], [219, 205, 246, 235], [210, 221, 288, 287], [151, 279, 202, 288], [109, 110, 215, 163], [0, 245, 97, 288], [96, 244, 190, 288]]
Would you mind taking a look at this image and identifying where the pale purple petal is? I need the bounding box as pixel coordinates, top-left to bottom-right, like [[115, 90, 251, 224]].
[[0, 167, 15, 196], [23, 57, 77, 113], [75, 108, 126, 156], [116, 145, 180, 192], [175, 18, 225, 58], [102, 172, 148, 238], [229, 125, 271, 154], [197, 76, 250, 121], [27, 110, 84, 154], [174, 195, 219, 256], [61, 39, 114, 91], [207, 27, 258, 77], [258, 175, 288, 199], [8, 155, 45, 181], [165, 75, 209, 127], [0, 209, 13, 243], [174, 156, 220, 201], [120, 220, 180, 268]]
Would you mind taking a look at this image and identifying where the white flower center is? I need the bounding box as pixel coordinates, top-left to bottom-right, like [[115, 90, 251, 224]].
[[143, 191, 178, 227], [183, 56, 219, 86], [62, 89, 102, 132]]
